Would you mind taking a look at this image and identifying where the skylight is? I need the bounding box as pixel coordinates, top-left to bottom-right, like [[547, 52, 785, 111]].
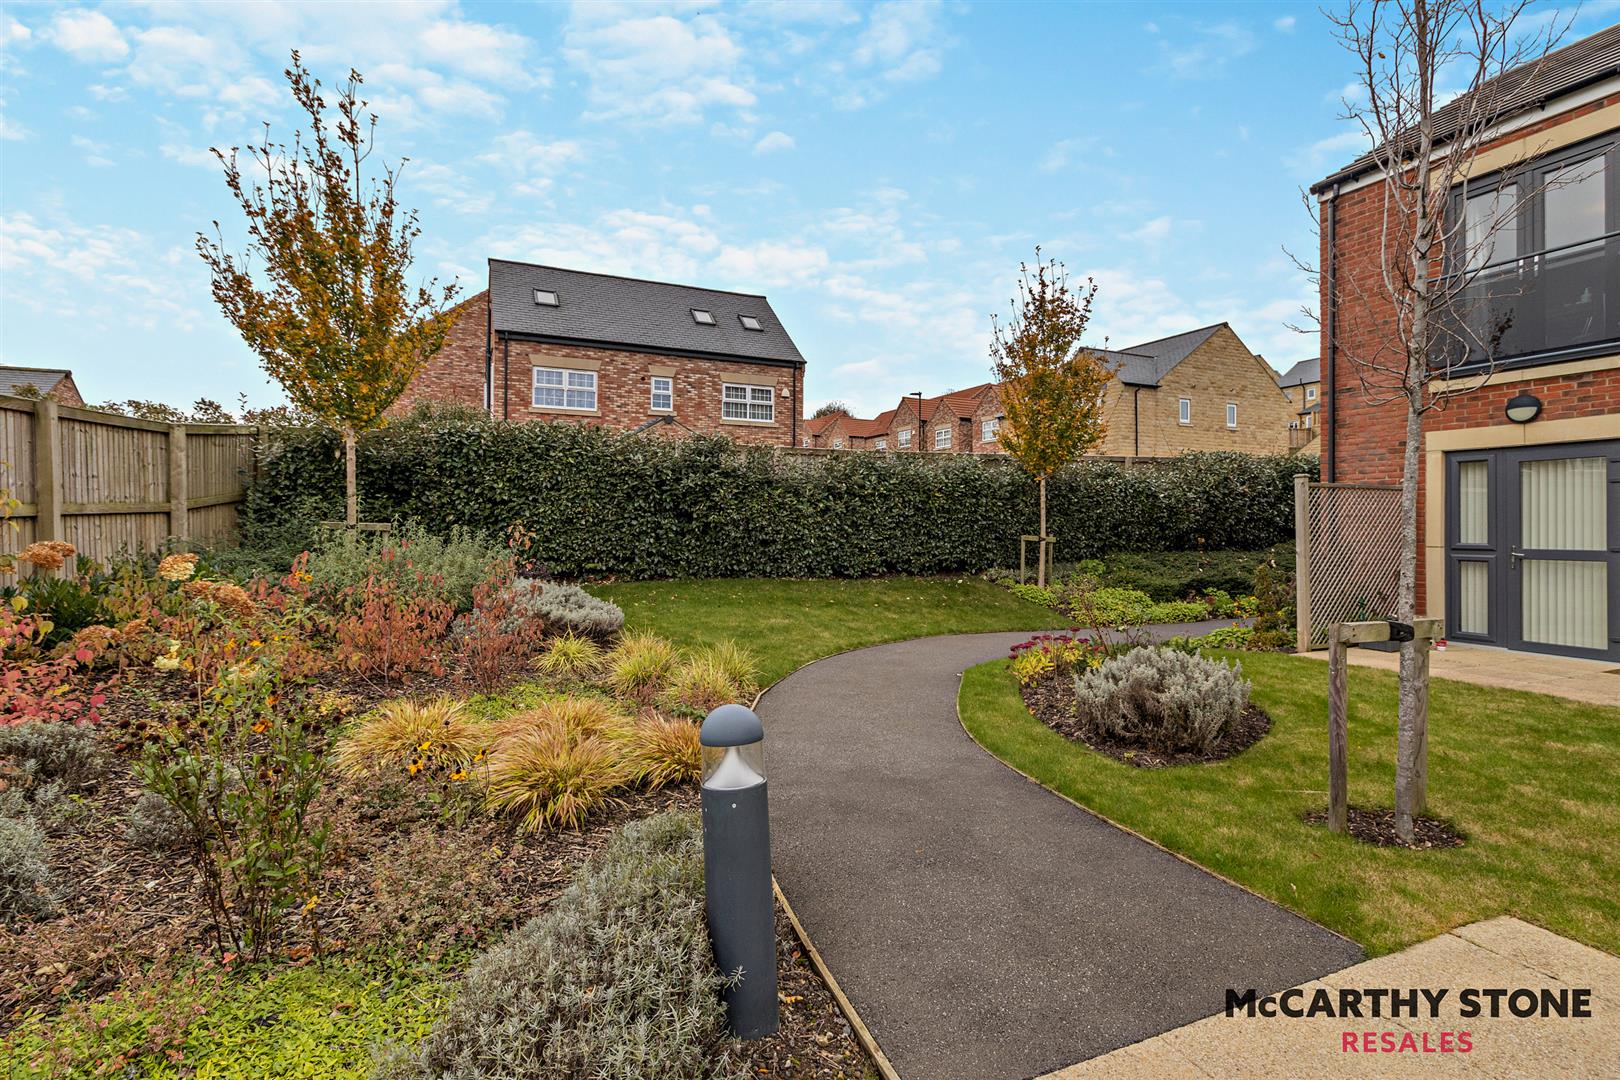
[[534, 289, 560, 307], [738, 314, 763, 331], [691, 309, 716, 325]]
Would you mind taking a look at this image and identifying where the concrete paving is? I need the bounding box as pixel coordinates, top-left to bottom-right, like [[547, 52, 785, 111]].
[[1295, 640, 1620, 707], [1043, 917, 1620, 1079], [759, 629, 1364, 1080]]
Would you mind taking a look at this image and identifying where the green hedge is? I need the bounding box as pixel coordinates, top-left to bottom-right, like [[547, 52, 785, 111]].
[[239, 412, 1315, 580]]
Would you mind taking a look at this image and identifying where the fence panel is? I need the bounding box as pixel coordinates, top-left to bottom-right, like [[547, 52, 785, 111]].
[[1294, 476, 1403, 650], [0, 395, 258, 583]]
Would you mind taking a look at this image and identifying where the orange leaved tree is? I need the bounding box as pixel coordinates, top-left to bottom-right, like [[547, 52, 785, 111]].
[[990, 251, 1114, 586], [198, 53, 460, 526]]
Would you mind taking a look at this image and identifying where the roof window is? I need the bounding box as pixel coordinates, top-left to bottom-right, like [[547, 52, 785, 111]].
[[738, 314, 763, 331], [691, 308, 716, 325], [534, 289, 560, 307]]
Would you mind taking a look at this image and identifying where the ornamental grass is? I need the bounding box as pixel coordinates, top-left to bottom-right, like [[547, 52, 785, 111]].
[[531, 632, 605, 684], [333, 696, 488, 780], [609, 712, 702, 790], [492, 696, 624, 744], [483, 727, 627, 833], [603, 631, 678, 703]]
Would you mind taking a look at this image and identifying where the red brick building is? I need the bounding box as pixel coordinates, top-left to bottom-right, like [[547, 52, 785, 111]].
[[1313, 25, 1620, 661], [801, 412, 853, 449], [397, 260, 808, 447], [0, 366, 84, 407]]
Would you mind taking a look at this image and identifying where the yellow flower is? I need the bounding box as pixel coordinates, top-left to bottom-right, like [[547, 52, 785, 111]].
[[154, 653, 181, 672], [417, 740, 432, 752], [407, 760, 423, 776], [449, 770, 467, 782]]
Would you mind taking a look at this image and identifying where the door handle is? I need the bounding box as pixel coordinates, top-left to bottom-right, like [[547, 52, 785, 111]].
[[1510, 549, 1525, 567]]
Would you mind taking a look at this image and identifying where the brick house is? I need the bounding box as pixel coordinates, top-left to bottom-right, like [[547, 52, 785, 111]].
[[874, 384, 995, 453], [0, 366, 84, 407], [845, 409, 896, 450], [397, 260, 808, 447], [964, 324, 1294, 458], [801, 412, 853, 449], [1312, 24, 1620, 661]]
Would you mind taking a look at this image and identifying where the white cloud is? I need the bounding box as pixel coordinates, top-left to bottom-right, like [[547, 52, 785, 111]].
[[753, 130, 794, 154], [43, 9, 128, 62], [1285, 129, 1370, 175], [3, 18, 30, 46], [827, 0, 951, 109], [1155, 20, 1256, 80], [418, 18, 547, 88], [1274, 15, 1297, 32], [477, 130, 585, 195], [71, 134, 113, 167], [1040, 136, 1114, 174], [564, 8, 755, 125], [1130, 216, 1173, 244]]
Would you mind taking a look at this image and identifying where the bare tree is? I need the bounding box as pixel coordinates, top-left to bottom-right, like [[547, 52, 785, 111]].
[[1325, 0, 1565, 842]]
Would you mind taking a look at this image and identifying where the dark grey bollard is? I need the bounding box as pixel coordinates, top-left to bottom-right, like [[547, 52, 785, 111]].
[[700, 703, 778, 1040]]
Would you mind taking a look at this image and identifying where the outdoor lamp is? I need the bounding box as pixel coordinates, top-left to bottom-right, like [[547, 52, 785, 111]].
[[700, 704, 778, 1039], [1505, 393, 1542, 424]]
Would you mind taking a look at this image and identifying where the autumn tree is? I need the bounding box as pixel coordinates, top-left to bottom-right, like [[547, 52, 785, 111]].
[[1324, 0, 1561, 842], [990, 251, 1114, 587], [198, 53, 459, 526]]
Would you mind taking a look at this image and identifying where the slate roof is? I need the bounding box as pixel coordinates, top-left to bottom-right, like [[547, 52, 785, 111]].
[[1311, 24, 1620, 193], [1081, 324, 1225, 387], [488, 259, 806, 366], [1279, 357, 1321, 387], [0, 366, 72, 396]]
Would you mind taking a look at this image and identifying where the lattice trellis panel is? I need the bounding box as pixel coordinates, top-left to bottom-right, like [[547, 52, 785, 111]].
[[1298, 482, 1403, 649]]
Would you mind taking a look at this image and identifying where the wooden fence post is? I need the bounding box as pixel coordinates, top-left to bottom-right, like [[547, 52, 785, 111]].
[[1294, 473, 1312, 653], [1326, 622, 1348, 834], [168, 424, 189, 543], [31, 398, 63, 576]]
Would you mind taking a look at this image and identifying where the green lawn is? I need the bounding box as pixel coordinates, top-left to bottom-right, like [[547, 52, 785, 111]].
[[594, 576, 1069, 683], [959, 653, 1620, 956]]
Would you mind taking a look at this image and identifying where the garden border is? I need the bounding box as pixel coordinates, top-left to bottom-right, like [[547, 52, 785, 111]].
[[952, 658, 1363, 954]]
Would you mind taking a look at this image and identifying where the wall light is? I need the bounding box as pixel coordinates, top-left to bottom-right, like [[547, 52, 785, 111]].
[[1504, 393, 1542, 424]]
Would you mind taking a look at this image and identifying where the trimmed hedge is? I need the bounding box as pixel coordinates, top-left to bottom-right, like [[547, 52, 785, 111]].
[[240, 412, 1315, 580]]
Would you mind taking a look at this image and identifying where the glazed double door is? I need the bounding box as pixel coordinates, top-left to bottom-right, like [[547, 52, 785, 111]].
[[1446, 441, 1619, 661]]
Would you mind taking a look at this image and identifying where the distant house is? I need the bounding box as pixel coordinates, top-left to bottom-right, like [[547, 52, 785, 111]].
[[801, 412, 853, 449], [959, 324, 1293, 458], [1279, 357, 1322, 447], [1311, 23, 1620, 662], [846, 409, 896, 450], [879, 383, 996, 454], [397, 260, 809, 447], [0, 366, 84, 407]]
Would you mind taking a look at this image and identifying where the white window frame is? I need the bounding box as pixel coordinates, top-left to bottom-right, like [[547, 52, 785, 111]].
[[1305, 386, 1317, 401], [981, 417, 999, 442], [1226, 402, 1238, 429], [875, 438, 887, 450], [832, 438, 843, 449], [897, 428, 912, 447], [650, 376, 673, 413], [934, 425, 952, 449], [721, 383, 774, 423], [1178, 397, 1192, 425], [533, 366, 597, 411]]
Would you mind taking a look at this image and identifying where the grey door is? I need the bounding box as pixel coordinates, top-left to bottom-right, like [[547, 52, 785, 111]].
[[1447, 440, 1619, 661]]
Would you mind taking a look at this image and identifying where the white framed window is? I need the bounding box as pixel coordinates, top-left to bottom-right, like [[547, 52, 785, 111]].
[[876, 438, 887, 450], [1178, 397, 1192, 425], [981, 417, 1000, 442], [650, 376, 673, 412], [1305, 386, 1317, 401], [1226, 402, 1238, 429], [934, 425, 951, 449], [533, 367, 597, 411], [832, 438, 843, 449], [897, 428, 912, 447], [722, 383, 774, 422]]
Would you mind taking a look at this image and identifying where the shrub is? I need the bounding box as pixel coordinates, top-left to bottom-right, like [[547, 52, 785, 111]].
[[331, 574, 453, 681], [610, 713, 702, 789], [689, 641, 760, 691], [1072, 646, 1250, 755], [1080, 545, 1293, 601], [502, 580, 624, 639], [452, 563, 546, 693], [358, 830, 524, 955], [387, 811, 742, 1080], [1145, 599, 1212, 624], [1, 812, 55, 924], [604, 632, 679, 703], [532, 632, 605, 684], [1008, 632, 1105, 686], [333, 697, 487, 780], [1, 575, 108, 648], [1251, 559, 1296, 650], [242, 416, 1313, 579], [1007, 583, 1057, 607], [483, 728, 626, 833], [1195, 625, 1258, 650], [0, 721, 110, 792], [124, 792, 191, 852], [302, 522, 507, 613], [1073, 586, 1154, 626]]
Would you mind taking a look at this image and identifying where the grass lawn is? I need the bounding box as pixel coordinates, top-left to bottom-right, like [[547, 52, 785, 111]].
[[594, 576, 1069, 683], [959, 652, 1620, 957]]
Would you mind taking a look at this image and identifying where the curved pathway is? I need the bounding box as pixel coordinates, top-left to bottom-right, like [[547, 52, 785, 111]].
[[759, 628, 1363, 1080]]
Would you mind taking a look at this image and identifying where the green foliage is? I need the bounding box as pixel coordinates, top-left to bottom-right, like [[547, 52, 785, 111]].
[[1072, 646, 1251, 754], [240, 416, 1314, 579], [0, 812, 54, 924], [1193, 625, 1258, 650], [1075, 586, 1155, 625], [303, 522, 506, 613], [389, 811, 744, 1080], [1146, 600, 1212, 624], [604, 631, 679, 704], [1070, 545, 1294, 602], [1, 575, 108, 648], [1007, 583, 1057, 607]]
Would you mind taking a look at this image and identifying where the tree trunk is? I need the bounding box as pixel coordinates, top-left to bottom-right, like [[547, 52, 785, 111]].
[[1393, 377, 1426, 843], [1037, 475, 1048, 588], [344, 429, 358, 528]]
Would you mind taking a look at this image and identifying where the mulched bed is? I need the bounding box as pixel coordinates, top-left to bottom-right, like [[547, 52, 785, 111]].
[[731, 904, 872, 1078], [1304, 806, 1467, 849], [1021, 670, 1272, 767]]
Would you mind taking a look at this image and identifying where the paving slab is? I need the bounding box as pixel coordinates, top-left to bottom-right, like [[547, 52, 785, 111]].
[[759, 628, 1363, 1080]]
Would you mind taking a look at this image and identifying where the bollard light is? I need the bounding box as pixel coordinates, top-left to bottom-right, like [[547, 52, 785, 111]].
[[700, 703, 778, 1040]]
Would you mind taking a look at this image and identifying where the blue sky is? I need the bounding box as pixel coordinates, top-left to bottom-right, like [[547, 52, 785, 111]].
[[1, 1, 1613, 418]]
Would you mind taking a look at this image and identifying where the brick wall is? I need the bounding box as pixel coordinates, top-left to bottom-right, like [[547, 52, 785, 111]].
[[970, 390, 1004, 453], [395, 289, 802, 446], [886, 397, 924, 452], [50, 374, 85, 408], [1319, 93, 1620, 609]]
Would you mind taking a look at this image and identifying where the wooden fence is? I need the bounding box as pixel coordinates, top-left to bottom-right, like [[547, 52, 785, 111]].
[[0, 394, 259, 582]]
